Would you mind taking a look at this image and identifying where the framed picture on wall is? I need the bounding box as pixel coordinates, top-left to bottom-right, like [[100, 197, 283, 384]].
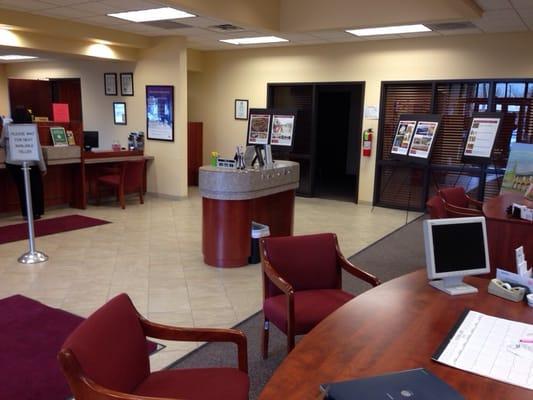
[[120, 73, 134, 96], [113, 102, 127, 125], [104, 73, 117, 96], [235, 99, 248, 120], [146, 85, 174, 142]]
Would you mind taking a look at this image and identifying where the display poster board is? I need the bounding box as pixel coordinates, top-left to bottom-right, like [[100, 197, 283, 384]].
[[391, 117, 417, 157], [501, 142, 533, 195], [50, 126, 68, 147], [463, 113, 502, 163], [7, 124, 40, 161], [146, 85, 174, 141], [270, 114, 295, 147], [247, 109, 271, 145], [408, 116, 441, 163]]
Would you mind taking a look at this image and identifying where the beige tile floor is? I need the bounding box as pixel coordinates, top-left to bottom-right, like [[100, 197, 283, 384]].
[[0, 188, 420, 370]]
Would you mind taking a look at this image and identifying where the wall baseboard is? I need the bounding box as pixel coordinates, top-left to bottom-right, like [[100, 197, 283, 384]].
[[146, 192, 187, 201]]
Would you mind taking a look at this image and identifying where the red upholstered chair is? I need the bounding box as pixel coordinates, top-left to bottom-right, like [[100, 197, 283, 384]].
[[438, 187, 483, 218], [259, 233, 380, 358], [426, 195, 448, 219], [96, 160, 145, 209], [58, 293, 249, 400]]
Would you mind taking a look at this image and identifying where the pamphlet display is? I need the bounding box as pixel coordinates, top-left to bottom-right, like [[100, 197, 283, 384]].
[[463, 113, 502, 162], [270, 114, 295, 147], [247, 113, 271, 145], [50, 126, 68, 146], [408, 120, 439, 159], [391, 119, 417, 156]]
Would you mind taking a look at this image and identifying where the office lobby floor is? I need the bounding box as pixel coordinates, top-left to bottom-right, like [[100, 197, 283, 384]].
[[0, 188, 420, 370]]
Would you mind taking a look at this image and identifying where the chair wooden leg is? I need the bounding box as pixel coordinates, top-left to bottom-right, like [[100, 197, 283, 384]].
[[119, 188, 125, 209], [139, 189, 144, 205], [262, 319, 270, 359], [287, 333, 295, 354]]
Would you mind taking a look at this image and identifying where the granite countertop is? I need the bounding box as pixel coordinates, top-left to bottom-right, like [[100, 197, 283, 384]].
[[199, 160, 300, 200]]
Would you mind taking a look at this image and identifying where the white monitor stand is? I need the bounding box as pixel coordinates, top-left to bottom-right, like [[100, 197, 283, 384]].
[[429, 276, 478, 296]]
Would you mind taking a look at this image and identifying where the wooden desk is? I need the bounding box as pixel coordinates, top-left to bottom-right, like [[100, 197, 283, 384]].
[[483, 192, 533, 274], [259, 270, 533, 399]]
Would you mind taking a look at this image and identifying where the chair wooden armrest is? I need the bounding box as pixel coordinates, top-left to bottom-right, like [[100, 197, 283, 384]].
[[444, 202, 483, 217], [139, 319, 248, 373], [58, 349, 177, 400], [261, 257, 294, 296], [335, 243, 380, 287], [467, 196, 483, 210]]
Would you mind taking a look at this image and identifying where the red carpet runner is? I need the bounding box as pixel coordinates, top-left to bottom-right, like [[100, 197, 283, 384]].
[[0, 214, 110, 244], [0, 295, 159, 400]]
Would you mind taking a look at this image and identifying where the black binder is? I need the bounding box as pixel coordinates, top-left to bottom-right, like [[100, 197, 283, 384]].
[[321, 368, 464, 400]]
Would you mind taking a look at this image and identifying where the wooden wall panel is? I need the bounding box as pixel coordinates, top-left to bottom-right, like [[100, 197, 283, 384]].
[[187, 122, 203, 186]]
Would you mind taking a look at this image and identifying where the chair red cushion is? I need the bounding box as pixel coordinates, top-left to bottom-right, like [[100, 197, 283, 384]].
[[439, 187, 469, 208], [134, 368, 249, 400], [262, 233, 339, 297], [426, 195, 447, 219], [62, 294, 150, 393], [264, 289, 354, 335], [97, 174, 120, 186]]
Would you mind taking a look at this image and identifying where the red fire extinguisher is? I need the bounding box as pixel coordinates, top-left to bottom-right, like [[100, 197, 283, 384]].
[[363, 128, 373, 157]]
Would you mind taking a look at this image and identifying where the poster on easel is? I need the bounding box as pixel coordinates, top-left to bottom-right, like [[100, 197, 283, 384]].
[[408, 119, 440, 161], [462, 112, 502, 163], [270, 114, 296, 148], [391, 118, 417, 158], [501, 143, 533, 195], [247, 112, 271, 145]]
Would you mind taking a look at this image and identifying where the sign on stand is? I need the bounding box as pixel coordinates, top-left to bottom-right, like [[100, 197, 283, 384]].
[[6, 124, 48, 264]]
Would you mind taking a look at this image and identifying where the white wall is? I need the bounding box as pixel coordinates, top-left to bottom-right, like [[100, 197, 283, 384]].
[[189, 31, 533, 203], [5, 37, 189, 198]]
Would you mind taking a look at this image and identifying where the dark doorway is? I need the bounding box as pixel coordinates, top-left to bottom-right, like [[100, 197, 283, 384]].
[[315, 85, 361, 202]]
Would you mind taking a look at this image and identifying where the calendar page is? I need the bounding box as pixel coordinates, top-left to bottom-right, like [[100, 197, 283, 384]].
[[433, 310, 533, 390]]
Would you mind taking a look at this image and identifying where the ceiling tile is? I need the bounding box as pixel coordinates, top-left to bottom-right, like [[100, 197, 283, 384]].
[[99, 0, 161, 12], [70, 2, 119, 15], [35, 7, 91, 19], [309, 30, 354, 40], [438, 27, 484, 35], [0, 0, 56, 11], [510, 0, 533, 9], [177, 16, 225, 28], [399, 31, 441, 38], [474, 8, 528, 31], [75, 15, 131, 26], [475, 0, 513, 10]]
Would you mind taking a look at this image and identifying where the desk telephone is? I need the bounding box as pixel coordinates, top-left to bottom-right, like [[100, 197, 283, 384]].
[[488, 279, 526, 302]]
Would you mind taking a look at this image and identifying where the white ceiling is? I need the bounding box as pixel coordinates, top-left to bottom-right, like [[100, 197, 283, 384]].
[[0, 0, 532, 50]]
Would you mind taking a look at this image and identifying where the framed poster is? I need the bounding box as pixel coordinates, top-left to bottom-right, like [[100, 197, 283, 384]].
[[408, 118, 440, 162], [120, 73, 134, 96], [391, 118, 417, 157], [104, 73, 117, 96], [270, 114, 295, 147], [463, 112, 502, 163], [247, 112, 270, 145], [235, 99, 248, 120], [113, 102, 127, 125], [50, 126, 69, 146], [501, 143, 533, 195], [146, 85, 174, 141]]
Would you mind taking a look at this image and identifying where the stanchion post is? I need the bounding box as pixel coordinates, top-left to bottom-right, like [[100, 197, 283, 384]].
[[18, 161, 48, 264]]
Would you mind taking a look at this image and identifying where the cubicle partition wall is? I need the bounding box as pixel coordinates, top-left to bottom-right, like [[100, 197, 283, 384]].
[[374, 79, 533, 211]]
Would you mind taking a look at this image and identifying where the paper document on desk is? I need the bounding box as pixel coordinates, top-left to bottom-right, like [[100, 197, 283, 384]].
[[433, 309, 533, 390]]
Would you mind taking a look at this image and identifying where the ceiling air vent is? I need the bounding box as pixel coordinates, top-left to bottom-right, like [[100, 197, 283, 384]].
[[427, 21, 477, 31], [141, 20, 192, 29], [208, 24, 245, 33]]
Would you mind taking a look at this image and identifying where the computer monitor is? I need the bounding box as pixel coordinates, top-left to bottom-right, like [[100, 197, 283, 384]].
[[83, 131, 99, 151], [423, 216, 490, 295]]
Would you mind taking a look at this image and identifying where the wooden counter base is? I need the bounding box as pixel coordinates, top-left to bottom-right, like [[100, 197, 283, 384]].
[[202, 190, 295, 267]]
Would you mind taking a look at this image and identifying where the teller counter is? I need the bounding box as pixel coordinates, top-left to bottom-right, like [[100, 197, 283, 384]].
[[199, 161, 299, 267]]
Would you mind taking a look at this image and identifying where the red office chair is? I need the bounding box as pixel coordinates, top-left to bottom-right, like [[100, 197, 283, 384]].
[[259, 233, 380, 358], [426, 195, 448, 219], [438, 187, 483, 218], [58, 293, 249, 400], [96, 160, 145, 209]]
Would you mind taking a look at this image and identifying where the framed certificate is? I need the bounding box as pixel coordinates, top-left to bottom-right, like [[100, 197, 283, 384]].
[[104, 73, 117, 96], [120, 73, 134, 96]]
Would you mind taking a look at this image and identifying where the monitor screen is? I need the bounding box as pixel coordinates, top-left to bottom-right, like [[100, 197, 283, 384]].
[[83, 131, 99, 150], [423, 217, 490, 295]]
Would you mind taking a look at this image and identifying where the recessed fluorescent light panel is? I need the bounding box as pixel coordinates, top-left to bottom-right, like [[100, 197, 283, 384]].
[[0, 55, 37, 60], [220, 36, 288, 45], [346, 24, 431, 36], [108, 7, 195, 22]]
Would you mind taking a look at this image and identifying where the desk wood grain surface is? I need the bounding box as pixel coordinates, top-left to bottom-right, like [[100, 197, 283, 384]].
[[259, 270, 533, 399]]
